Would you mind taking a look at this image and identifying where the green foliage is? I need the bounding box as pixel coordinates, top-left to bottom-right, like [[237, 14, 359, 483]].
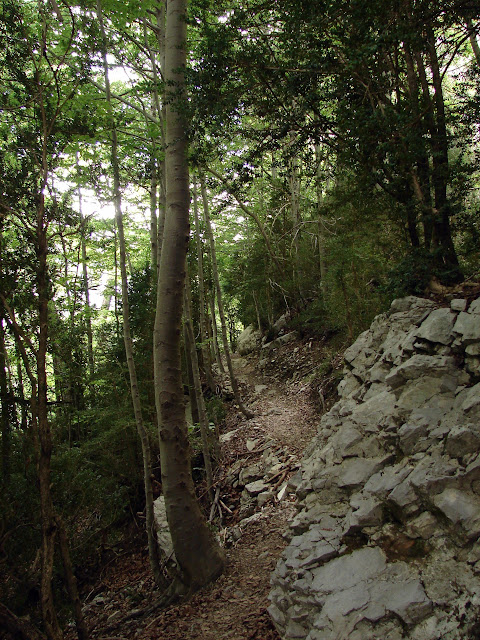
[[0, 425, 40, 610], [384, 249, 437, 297], [384, 248, 467, 298], [52, 418, 138, 528], [290, 298, 331, 336], [205, 394, 227, 425]]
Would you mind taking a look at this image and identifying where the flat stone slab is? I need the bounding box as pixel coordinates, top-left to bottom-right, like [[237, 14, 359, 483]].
[[337, 456, 388, 489], [386, 355, 456, 389], [453, 311, 480, 343], [451, 299, 467, 312], [396, 377, 455, 411], [220, 429, 240, 443], [254, 384, 268, 394], [370, 576, 432, 625], [433, 488, 480, 539], [311, 547, 387, 593], [415, 307, 455, 345], [245, 479, 269, 495]]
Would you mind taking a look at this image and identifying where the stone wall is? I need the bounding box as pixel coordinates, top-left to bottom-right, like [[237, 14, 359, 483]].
[[269, 295, 480, 640]]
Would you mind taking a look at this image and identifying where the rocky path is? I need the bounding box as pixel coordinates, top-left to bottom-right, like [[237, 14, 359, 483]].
[[78, 351, 320, 640]]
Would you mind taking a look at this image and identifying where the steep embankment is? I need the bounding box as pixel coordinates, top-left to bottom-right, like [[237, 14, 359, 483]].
[[269, 295, 480, 640]]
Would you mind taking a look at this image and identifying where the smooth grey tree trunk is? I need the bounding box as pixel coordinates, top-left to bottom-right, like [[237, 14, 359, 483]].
[[184, 271, 214, 498], [208, 290, 225, 374], [153, 0, 225, 592], [192, 177, 215, 391]]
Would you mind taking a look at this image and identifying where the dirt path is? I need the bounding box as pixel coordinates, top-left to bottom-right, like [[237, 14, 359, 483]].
[[234, 355, 321, 454], [80, 353, 320, 640]]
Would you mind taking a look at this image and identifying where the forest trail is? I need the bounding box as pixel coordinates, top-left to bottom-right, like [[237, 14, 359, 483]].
[[233, 355, 320, 455], [78, 349, 321, 640]]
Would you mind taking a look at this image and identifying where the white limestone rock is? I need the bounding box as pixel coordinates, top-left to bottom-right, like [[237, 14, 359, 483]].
[[405, 512, 438, 539], [269, 294, 480, 640], [414, 307, 456, 345], [237, 324, 262, 356], [245, 479, 269, 495], [396, 376, 455, 412], [153, 496, 176, 564], [385, 354, 457, 389], [238, 461, 264, 486], [310, 547, 387, 593], [344, 494, 383, 531], [451, 298, 467, 312], [398, 422, 429, 455], [337, 456, 389, 489], [456, 382, 480, 416], [433, 488, 480, 540], [445, 423, 480, 458], [453, 311, 480, 344]]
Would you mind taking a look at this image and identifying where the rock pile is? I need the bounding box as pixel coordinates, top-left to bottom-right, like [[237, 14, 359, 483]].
[[222, 434, 299, 525], [269, 295, 480, 640], [154, 432, 299, 554]]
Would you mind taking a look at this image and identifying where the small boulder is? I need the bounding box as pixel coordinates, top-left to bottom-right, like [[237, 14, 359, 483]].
[[414, 307, 456, 345], [237, 324, 261, 355]]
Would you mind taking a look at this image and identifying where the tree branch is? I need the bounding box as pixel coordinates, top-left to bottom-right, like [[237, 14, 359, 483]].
[[203, 166, 283, 273]]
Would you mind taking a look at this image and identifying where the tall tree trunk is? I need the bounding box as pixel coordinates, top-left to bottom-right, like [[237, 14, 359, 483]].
[[36, 190, 63, 640], [149, 157, 159, 274], [200, 174, 253, 419], [425, 29, 460, 271], [55, 515, 88, 640], [466, 18, 480, 64], [34, 54, 89, 636], [183, 325, 199, 425], [16, 347, 28, 435], [152, 1, 167, 271], [141, 14, 163, 276], [113, 219, 120, 339], [314, 144, 328, 292], [288, 137, 304, 303], [403, 42, 434, 249], [413, 34, 459, 271], [0, 230, 13, 482], [192, 177, 215, 391], [0, 317, 12, 485], [184, 272, 214, 498], [153, 0, 225, 592], [253, 290, 262, 332], [208, 289, 225, 374], [157, 177, 166, 268], [97, 0, 165, 588], [77, 167, 95, 393]]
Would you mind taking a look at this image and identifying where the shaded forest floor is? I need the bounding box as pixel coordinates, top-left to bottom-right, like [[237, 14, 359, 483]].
[[73, 339, 338, 640]]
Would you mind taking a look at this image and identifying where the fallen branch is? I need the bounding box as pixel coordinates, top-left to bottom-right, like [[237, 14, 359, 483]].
[[273, 469, 290, 492], [209, 487, 221, 522], [266, 466, 291, 485], [99, 603, 161, 635], [219, 499, 233, 514]]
